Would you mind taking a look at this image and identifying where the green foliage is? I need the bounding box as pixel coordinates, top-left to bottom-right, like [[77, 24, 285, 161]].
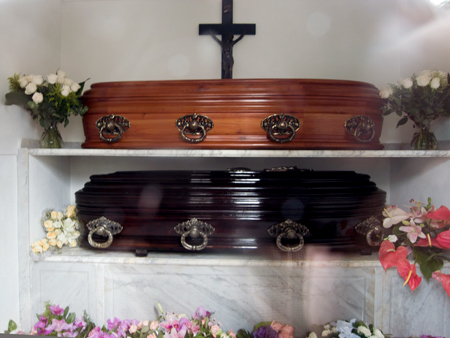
[[237, 329, 254, 338], [413, 246, 444, 280]]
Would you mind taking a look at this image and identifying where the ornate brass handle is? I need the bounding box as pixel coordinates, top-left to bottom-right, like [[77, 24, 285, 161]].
[[355, 216, 384, 246], [86, 216, 123, 249], [96, 115, 130, 143], [261, 114, 301, 143], [344, 115, 375, 143], [174, 218, 215, 251], [176, 114, 214, 143], [267, 219, 309, 252]]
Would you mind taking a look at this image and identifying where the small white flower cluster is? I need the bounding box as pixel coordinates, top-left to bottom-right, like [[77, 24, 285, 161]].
[[307, 319, 384, 338], [18, 70, 82, 104], [380, 69, 448, 99], [31, 205, 81, 256]]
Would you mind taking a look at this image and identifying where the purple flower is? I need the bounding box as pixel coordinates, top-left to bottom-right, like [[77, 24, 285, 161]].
[[50, 305, 65, 316], [74, 317, 87, 331], [46, 318, 73, 333], [107, 318, 121, 331], [194, 306, 211, 320], [253, 326, 278, 338]]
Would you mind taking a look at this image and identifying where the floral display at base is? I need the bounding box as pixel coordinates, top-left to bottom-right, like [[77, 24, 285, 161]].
[[305, 319, 384, 338], [379, 70, 450, 150], [379, 198, 450, 296], [31, 205, 81, 261], [5, 70, 88, 148], [237, 320, 294, 338]]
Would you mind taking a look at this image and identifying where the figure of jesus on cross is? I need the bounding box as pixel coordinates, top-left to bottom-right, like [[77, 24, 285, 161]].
[[199, 0, 256, 79]]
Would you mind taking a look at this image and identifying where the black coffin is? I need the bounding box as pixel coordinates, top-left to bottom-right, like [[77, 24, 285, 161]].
[[75, 168, 386, 255]]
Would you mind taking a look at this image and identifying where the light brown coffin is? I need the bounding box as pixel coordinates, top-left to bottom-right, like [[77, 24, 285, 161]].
[[80, 78, 384, 149]]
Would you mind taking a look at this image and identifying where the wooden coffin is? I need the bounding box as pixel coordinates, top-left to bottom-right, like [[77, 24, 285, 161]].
[[80, 79, 384, 150], [75, 168, 386, 255]]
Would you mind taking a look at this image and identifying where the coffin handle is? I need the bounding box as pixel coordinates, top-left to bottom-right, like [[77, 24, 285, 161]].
[[267, 219, 309, 252], [86, 216, 123, 249], [344, 115, 375, 143], [176, 114, 214, 143], [174, 218, 215, 251], [96, 115, 130, 143], [355, 216, 384, 246], [261, 114, 301, 143]]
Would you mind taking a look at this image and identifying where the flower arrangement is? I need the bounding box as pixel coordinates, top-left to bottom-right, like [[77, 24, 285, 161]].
[[379, 198, 450, 296], [5, 70, 88, 148], [5, 302, 95, 337], [31, 205, 81, 260], [305, 319, 384, 338], [237, 321, 294, 338], [87, 304, 236, 338], [379, 69, 450, 149]]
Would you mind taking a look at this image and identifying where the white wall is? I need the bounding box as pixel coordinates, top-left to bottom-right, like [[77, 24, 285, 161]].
[[2, 0, 450, 331]]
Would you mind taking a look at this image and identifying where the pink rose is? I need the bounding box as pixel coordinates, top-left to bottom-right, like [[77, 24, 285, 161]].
[[211, 325, 221, 338], [271, 321, 284, 332], [228, 330, 236, 338], [129, 324, 137, 333], [150, 321, 159, 330]]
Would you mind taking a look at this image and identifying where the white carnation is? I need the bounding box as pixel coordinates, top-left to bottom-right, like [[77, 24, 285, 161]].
[[32, 92, 43, 104], [47, 74, 58, 84], [399, 77, 413, 89], [417, 75, 431, 87], [387, 234, 398, 242], [430, 77, 441, 89], [24, 82, 37, 95]]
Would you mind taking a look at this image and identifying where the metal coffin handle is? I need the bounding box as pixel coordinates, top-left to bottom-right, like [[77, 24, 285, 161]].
[[268, 219, 309, 252], [174, 218, 215, 251], [175, 114, 214, 143], [86, 216, 123, 249], [355, 216, 384, 246], [344, 115, 376, 143], [261, 114, 301, 143], [96, 114, 130, 143]]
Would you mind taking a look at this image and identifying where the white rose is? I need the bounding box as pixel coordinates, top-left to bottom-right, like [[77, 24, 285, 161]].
[[308, 333, 318, 338], [32, 92, 43, 104], [66, 205, 76, 218], [357, 326, 372, 338], [417, 75, 431, 87], [322, 330, 331, 337], [24, 82, 37, 95], [399, 77, 413, 89], [63, 78, 74, 87], [68, 239, 78, 247], [18, 76, 29, 88], [47, 74, 58, 84], [32, 75, 44, 85], [53, 220, 62, 229], [32, 244, 43, 254], [51, 211, 58, 220], [71, 82, 81, 93], [57, 70, 66, 83], [56, 240, 63, 248], [419, 69, 432, 77], [61, 85, 71, 97], [379, 87, 393, 99], [430, 77, 441, 89], [57, 211, 63, 220], [48, 239, 57, 246]]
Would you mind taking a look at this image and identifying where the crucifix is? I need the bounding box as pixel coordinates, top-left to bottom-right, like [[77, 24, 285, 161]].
[[199, 0, 256, 79]]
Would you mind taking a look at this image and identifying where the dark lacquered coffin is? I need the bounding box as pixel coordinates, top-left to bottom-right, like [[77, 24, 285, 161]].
[[80, 79, 384, 150], [74, 167, 386, 256]]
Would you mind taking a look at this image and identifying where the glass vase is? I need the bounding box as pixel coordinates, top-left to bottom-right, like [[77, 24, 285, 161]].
[[39, 121, 64, 148], [411, 121, 437, 150]]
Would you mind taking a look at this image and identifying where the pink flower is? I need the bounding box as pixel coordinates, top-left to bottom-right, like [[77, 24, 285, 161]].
[[129, 324, 138, 333], [228, 330, 236, 338], [279, 325, 294, 338], [210, 325, 222, 338], [383, 206, 410, 228], [399, 221, 426, 243], [50, 305, 65, 316], [270, 321, 284, 332], [150, 321, 159, 330], [147, 334, 157, 338]]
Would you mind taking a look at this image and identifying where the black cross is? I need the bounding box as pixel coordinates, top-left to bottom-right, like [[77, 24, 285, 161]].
[[199, 0, 256, 79]]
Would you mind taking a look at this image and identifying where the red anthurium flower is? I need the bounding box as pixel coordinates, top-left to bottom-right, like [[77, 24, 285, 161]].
[[432, 271, 450, 298], [415, 234, 446, 249], [436, 230, 450, 249], [397, 259, 421, 291], [379, 240, 408, 270], [426, 206, 450, 220]]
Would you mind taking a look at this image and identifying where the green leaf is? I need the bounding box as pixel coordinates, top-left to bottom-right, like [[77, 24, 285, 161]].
[[63, 306, 70, 319], [5, 91, 31, 106], [236, 329, 253, 338], [253, 321, 272, 331], [7, 320, 18, 332], [396, 116, 409, 128], [413, 247, 444, 280], [66, 312, 76, 324]]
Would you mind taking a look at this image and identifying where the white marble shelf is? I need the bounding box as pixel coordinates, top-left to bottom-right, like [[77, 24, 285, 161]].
[[21, 141, 450, 158], [37, 246, 386, 267]]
